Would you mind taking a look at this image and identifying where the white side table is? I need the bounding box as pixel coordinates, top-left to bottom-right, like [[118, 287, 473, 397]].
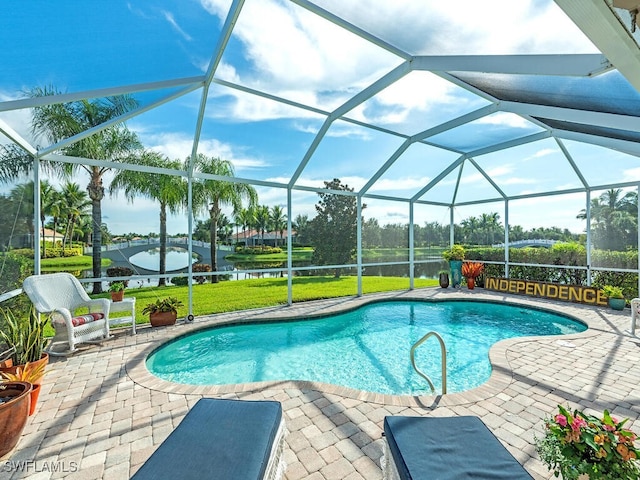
[[109, 297, 136, 335]]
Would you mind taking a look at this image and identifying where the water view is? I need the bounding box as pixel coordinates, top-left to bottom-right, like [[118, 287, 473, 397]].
[[129, 247, 198, 271]]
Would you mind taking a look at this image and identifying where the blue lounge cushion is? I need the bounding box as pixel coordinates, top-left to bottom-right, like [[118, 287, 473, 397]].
[[131, 398, 283, 480], [384, 416, 533, 479]]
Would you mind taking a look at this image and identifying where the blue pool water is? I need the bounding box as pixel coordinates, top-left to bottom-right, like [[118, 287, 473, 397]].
[[146, 300, 586, 395]]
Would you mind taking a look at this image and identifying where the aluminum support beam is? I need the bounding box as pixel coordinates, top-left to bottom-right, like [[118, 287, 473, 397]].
[[500, 100, 640, 132], [287, 187, 293, 306], [555, 0, 640, 92], [412, 54, 611, 76], [409, 202, 415, 290], [357, 196, 363, 297]]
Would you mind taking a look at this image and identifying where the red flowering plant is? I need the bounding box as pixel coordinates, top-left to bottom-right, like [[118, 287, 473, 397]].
[[535, 405, 640, 479], [461, 261, 484, 279]]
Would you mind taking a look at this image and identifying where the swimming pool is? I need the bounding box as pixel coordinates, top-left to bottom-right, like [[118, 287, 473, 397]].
[[146, 300, 586, 396]]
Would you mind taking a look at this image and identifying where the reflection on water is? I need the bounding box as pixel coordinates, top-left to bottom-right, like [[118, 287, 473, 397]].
[[129, 247, 198, 271]]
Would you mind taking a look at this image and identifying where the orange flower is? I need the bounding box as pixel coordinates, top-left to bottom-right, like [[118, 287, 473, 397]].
[[594, 434, 605, 445], [617, 444, 629, 457], [596, 447, 608, 459]]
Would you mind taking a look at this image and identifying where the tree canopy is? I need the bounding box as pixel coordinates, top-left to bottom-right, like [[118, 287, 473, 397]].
[[310, 179, 362, 278]]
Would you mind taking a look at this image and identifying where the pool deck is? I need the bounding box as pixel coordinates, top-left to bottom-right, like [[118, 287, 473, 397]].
[[4, 287, 640, 479]]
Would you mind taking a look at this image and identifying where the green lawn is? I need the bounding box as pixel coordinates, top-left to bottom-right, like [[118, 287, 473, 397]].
[[225, 247, 313, 262], [40, 255, 111, 271], [93, 275, 438, 333]]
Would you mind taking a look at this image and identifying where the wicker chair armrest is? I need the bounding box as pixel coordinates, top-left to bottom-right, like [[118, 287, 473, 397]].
[[48, 307, 74, 330], [86, 298, 110, 319]]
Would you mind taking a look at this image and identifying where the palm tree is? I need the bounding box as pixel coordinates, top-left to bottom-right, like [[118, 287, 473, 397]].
[[217, 213, 234, 245], [9, 182, 36, 247], [292, 214, 310, 245], [254, 205, 271, 247], [59, 182, 90, 250], [460, 216, 480, 244], [191, 154, 257, 283], [577, 188, 637, 250], [270, 205, 286, 247], [28, 86, 142, 293], [234, 208, 252, 247], [39, 180, 56, 257], [110, 152, 185, 286]]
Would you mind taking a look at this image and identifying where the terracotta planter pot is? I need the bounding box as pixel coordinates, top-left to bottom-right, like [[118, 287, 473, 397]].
[[150, 311, 177, 327], [0, 352, 49, 385], [0, 381, 31, 458], [110, 290, 124, 302], [467, 277, 475, 290], [29, 383, 41, 416]]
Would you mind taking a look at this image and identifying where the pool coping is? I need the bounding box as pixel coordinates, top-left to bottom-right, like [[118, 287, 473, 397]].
[[125, 288, 605, 408]]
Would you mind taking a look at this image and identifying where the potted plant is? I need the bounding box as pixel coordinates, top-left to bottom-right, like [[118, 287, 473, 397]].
[[461, 262, 484, 290], [536, 405, 640, 479], [0, 307, 49, 379], [442, 245, 465, 288], [438, 270, 450, 288], [142, 297, 184, 327], [2, 361, 46, 415], [0, 381, 31, 458], [602, 285, 626, 311], [108, 281, 126, 302]]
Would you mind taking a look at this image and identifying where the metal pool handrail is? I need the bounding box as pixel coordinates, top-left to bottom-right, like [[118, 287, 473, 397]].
[[410, 331, 447, 395]]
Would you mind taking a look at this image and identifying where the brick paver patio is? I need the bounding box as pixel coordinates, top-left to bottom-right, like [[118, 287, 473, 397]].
[[2, 288, 639, 479]]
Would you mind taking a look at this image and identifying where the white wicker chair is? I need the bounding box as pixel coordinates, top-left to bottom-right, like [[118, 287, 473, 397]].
[[631, 298, 640, 335], [22, 273, 110, 354]]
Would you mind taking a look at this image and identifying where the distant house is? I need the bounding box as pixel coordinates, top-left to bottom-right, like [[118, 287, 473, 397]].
[[231, 229, 297, 247], [41, 228, 63, 243]]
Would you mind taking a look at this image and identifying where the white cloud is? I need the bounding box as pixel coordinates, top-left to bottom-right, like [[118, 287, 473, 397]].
[[163, 11, 193, 41], [368, 176, 432, 192], [134, 130, 270, 171], [477, 112, 533, 129], [314, 1, 595, 55], [531, 148, 558, 158]]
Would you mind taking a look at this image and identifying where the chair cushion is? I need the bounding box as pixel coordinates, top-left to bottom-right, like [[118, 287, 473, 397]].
[[131, 398, 283, 480], [70, 313, 104, 327], [384, 415, 532, 479]]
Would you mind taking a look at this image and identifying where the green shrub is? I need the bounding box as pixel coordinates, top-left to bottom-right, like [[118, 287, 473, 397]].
[[236, 246, 283, 255], [106, 266, 134, 287], [466, 243, 639, 298], [193, 263, 212, 284]]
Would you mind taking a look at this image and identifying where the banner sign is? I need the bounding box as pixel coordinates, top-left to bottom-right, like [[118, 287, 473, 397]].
[[484, 276, 607, 306]]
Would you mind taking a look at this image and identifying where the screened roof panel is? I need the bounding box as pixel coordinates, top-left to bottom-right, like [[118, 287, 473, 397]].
[[427, 113, 545, 153], [454, 162, 504, 204], [563, 140, 640, 187], [293, 119, 405, 190], [354, 71, 491, 135], [536, 117, 640, 145], [451, 70, 640, 117], [367, 143, 459, 199], [2, 1, 640, 236], [215, 0, 401, 112], [312, 1, 595, 56], [1, 2, 218, 94], [417, 167, 460, 205], [197, 92, 325, 183], [472, 138, 584, 196]]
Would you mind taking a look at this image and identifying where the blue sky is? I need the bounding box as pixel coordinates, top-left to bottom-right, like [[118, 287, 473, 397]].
[[1, 1, 638, 236]]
